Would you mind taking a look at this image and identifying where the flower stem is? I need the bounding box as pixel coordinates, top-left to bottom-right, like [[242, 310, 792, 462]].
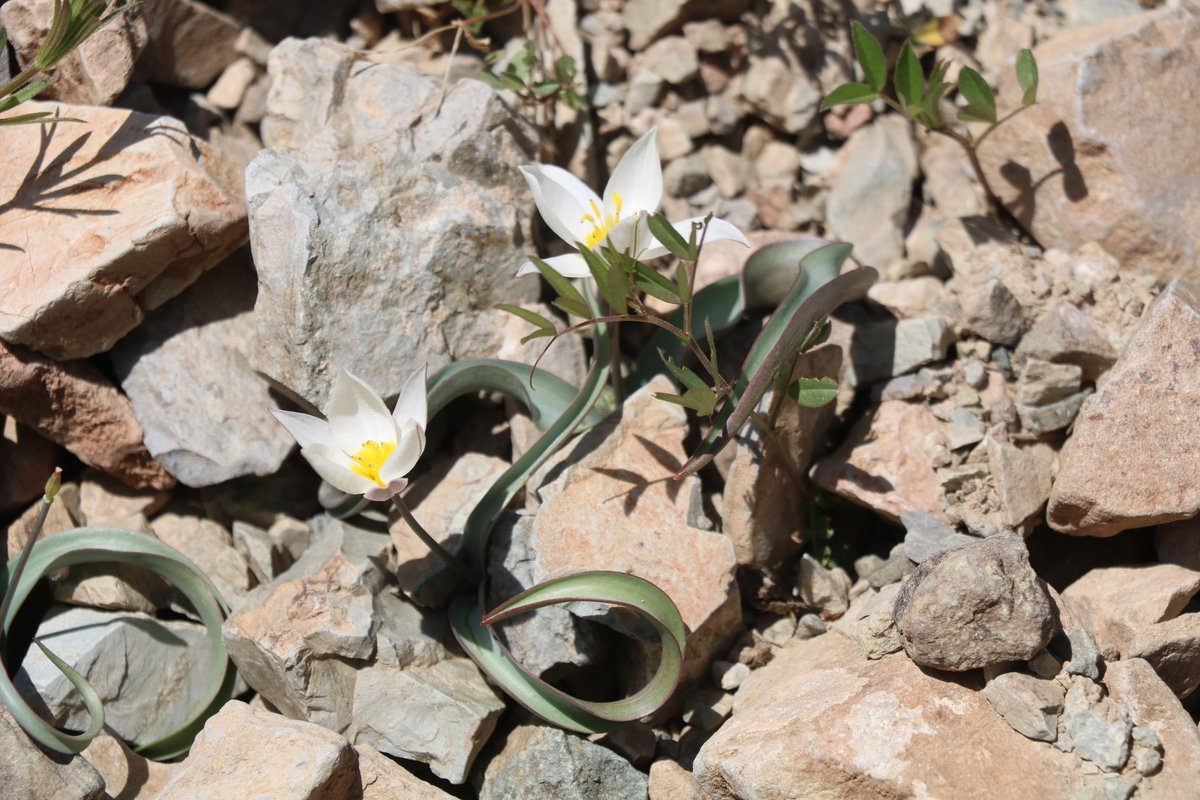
[[390, 495, 476, 582], [0, 468, 62, 637]]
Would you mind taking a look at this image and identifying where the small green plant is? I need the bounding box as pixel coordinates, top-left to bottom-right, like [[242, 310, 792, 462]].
[[0, 0, 134, 125], [822, 21, 1039, 219], [481, 40, 584, 111]]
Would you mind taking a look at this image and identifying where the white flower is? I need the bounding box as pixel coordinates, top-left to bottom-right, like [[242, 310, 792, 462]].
[[517, 127, 749, 279], [271, 366, 427, 502]]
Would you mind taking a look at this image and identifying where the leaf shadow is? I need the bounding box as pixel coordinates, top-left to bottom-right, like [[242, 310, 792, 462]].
[[590, 434, 683, 516]]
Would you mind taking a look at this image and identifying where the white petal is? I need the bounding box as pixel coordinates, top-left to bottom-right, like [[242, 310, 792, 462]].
[[364, 478, 407, 502], [301, 444, 376, 497], [604, 127, 662, 216], [605, 213, 650, 255], [517, 251, 591, 279], [326, 369, 397, 450], [392, 365, 428, 430], [271, 409, 335, 450], [521, 165, 597, 249], [638, 215, 750, 261], [379, 424, 424, 484]]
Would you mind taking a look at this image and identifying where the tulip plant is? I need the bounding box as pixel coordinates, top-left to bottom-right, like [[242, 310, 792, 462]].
[[0, 101, 879, 758]]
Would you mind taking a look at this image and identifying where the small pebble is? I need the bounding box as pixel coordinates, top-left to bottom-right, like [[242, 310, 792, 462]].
[[711, 660, 751, 691], [796, 613, 827, 639]]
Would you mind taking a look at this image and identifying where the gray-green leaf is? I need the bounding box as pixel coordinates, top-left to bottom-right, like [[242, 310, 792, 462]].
[[1016, 49, 1038, 105], [788, 376, 839, 407], [957, 67, 996, 123], [820, 82, 879, 110], [894, 42, 924, 109], [850, 21, 886, 92]]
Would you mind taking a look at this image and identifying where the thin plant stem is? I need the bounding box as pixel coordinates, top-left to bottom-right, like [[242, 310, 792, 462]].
[[0, 65, 41, 102], [0, 468, 62, 642], [391, 495, 476, 582]]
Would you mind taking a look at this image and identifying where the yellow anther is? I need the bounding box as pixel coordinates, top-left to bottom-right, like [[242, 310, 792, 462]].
[[582, 195, 625, 249], [349, 440, 396, 486]]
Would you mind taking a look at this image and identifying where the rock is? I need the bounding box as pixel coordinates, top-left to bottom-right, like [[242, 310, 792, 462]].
[[663, 152, 712, 198], [138, 0, 242, 89], [795, 554, 851, 618], [1064, 627, 1103, 680], [894, 536, 1054, 671], [900, 510, 977, 563], [0, 705, 107, 800], [867, 277, 946, 320], [622, 0, 748, 51], [648, 759, 705, 800], [82, 734, 176, 800], [348, 656, 504, 784], [984, 671, 1064, 742], [1048, 280, 1200, 536], [1126, 613, 1200, 699], [0, 344, 173, 491], [868, 545, 918, 588], [682, 688, 734, 733], [1061, 564, 1200, 659], [111, 253, 293, 487], [855, 583, 903, 659], [979, 7, 1200, 282], [827, 116, 919, 270], [78, 468, 169, 526], [944, 407, 986, 450], [152, 512, 254, 607], [639, 36, 698, 84], [1105, 659, 1200, 793], [2, 102, 245, 359], [844, 316, 955, 387], [207, 57, 259, 110], [1015, 302, 1117, 383], [1063, 677, 1132, 771], [1017, 389, 1091, 434], [987, 437, 1054, 529], [589, 723, 657, 769], [355, 744, 456, 799], [739, 55, 822, 137], [0, 417, 58, 515], [918, 130, 988, 218], [53, 513, 173, 613], [702, 144, 754, 198], [694, 631, 1109, 799], [623, 66, 665, 116], [712, 660, 751, 691], [0, 0, 145, 105], [1154, 517, 1200, 571], [4, 482, 82, 558], [957, 278, 1025, 346], [721, 345, 841, 570], [155, 700, 359, 800], [390, 453, 508, 608], [249, 39, 537, 406], [811, 400, 946, 524], [1015, 359, 1084, 406], [15, 605, 218, 746], [520, 378, 740, 694], [476, 724, 648, 800]]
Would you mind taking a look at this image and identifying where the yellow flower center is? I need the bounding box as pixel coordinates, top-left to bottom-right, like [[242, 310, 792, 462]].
[[581, 193, 625, 249], [349, 440, 396, 486]]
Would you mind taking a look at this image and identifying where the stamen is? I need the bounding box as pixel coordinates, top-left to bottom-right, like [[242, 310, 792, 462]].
[[349, 439, 396, 486]]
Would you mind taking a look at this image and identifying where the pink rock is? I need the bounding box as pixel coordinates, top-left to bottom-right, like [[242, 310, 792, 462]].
[[811, 400, 946, 523], [0, 342, 173, 490], [1061, 564, 1200, 658], [1048, 279, 1200, 536], [0, 102, 247, 359], [0, 416, 59, 514]]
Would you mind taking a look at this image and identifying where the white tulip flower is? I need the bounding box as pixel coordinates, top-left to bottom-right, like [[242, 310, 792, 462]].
[[271, 366, 427, 502], [517, 127, 749, 278]]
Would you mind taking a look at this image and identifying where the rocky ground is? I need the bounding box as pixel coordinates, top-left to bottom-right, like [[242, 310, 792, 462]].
[[3, 0, 1200, 798]]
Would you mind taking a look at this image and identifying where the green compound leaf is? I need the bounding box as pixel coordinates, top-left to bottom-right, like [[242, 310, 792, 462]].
[[956, 67, 996, 124], [894, 42, 924, 110], [1016, 49, 1038, 105], [850, 21, 887, 92], [820, 82, 879, 110], [677, 245, 877, 478], [0, 528, 234, 759], [788, 376, 839, 408], [450, 571, 686, 732]]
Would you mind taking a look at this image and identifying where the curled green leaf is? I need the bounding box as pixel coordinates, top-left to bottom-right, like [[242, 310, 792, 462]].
[[427, 358, 608, 431], [450, 571, 687, 732]]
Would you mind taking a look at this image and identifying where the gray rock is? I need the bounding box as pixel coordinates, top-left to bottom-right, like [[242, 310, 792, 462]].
[[703, 144, 754, 198], [639, 35, 697, 84], [1027, 649, 1063, 679], [739, 55, 822, 137], [1063, 678, 1132, 771], [987, 437, 1054, 528], [623, 66, 664, 116], [856, 584, 903, 659], [854, 554, 885, 581], [894, 536, 1054, 671], [16, 606, 217, 746], [0, 705, 106, 800], [796, 553, 852, 617], [846, 316, 955, 387], [1017, 389, 1091, 434], [1102, 777, 1137, 800], [1016, 359, 1084, 406], [868, 544, 917, 588], [152, 513, 254, 608], [1131, 725, 1163, 776], [901, 510, 977, 563], [1126, 613, 1200, 699], [984, 672, 1064, 742], [663, 152, 713, 198], [138, 0, 241, 89], [682, 687, 734, 732], [249, 39, 537, 407], [797, 613, 828, 639], [111, 255, 293, 487], [827, 116, 919, 269], [958, 278, 1024, 346], [1016, 303, 1116, 382], [945, 408, 986, 450], [712, 660, 751, 691], [1065, 627, 1103, 679], [477, 724, 648, 799]]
